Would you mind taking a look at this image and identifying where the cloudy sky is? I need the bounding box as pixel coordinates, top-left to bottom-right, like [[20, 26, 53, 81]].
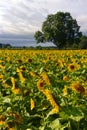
[[0, 0, 87, 38]]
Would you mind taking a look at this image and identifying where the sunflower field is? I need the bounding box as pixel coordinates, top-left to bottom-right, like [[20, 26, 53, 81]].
[[0, 49, 87, 130]]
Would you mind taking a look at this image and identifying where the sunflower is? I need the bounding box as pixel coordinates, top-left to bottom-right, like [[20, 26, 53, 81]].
[[71, 82, 85, 94], [68, 63, 80, 71], [41, 71, 51, 86], [68, 64, 75, 71], [37, 79, 44, 91], [11, 77, 21, 94], [28, 58, 32, 63], [12, 88, 21, 95], [8, 112, 22, 125], [30, 98, 35, 110], [63, 76, 69, 81], [0, 120, 4, 125], [16, 68, 25, 83], [0, 115, 6, 122], [11, 77, 15, 89], [18, 71, 25, 83], [62, 86, 68, 96], [20, 66, 26, 71], [0, 115, 9, 128], [43, 89, 59, 114]]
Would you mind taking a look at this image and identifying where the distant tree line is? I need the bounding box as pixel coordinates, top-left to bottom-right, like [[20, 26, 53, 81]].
[[0, 43, 12, 49], [0, 37, 87, 49]]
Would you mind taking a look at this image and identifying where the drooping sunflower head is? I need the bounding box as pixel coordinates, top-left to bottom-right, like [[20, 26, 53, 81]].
[[20, 66, 26, 71], [71, 82, 85, 94], [41, 71, 51, 86], [37, 79, 44, 91]]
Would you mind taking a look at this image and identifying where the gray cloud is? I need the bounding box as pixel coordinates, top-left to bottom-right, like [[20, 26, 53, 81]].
[[0, 0, 87, 37], [0, 0, 49, 35]]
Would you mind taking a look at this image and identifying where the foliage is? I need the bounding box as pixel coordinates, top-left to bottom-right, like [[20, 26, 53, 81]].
[[0, 49, 87, 130], [79, 35, 87, 49], [34, 12, 82, 49], [0, 43, 12, 48]]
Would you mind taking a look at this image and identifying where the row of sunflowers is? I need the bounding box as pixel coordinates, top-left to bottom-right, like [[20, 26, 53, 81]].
[[0, 49, 87, 130]]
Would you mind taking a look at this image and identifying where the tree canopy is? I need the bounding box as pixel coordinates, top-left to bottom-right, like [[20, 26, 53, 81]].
[[34, 12, 82, 49]]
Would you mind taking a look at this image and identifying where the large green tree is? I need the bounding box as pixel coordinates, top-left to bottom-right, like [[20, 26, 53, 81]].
[[34, 12, 82, 49]]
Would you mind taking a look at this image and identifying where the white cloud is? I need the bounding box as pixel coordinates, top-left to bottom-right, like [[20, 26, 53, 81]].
[[0, 0, 87, 36], [77, 15, 87, 32]]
